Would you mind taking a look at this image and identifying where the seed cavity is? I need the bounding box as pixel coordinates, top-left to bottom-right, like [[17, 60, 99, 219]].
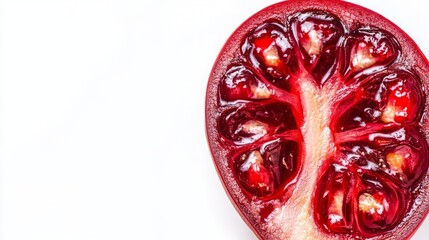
[[302, 29, 323, 55], [255, 36, 282, 68], [381, 86, 412, 123], [239, 120, 269, 138], [359, 192, 386, 214], [328, 191, 345, 224], [238, 150, 274, 196], [385, 152, 405, 173], [251, 84, 271, 99], [344, 29, 398, 76], [351, 42, 377, 71]]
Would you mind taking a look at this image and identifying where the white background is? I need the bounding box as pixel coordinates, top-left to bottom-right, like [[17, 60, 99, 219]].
[[0, 0, 428, 239]]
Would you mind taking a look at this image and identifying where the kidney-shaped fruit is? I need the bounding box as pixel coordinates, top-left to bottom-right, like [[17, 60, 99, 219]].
[[205, 0, 429, 239]]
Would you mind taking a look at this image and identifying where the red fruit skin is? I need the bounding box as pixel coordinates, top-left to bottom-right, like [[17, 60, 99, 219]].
[[205, 0, 429, 239]]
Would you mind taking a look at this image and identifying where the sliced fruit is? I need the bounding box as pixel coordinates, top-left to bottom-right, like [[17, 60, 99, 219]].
[[206, 1, 429, 239]]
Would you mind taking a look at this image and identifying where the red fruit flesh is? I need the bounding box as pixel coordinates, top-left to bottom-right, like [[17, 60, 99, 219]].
[[205, 1, 429, 239]]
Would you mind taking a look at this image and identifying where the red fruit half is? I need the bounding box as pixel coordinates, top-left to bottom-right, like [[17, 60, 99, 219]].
[[205, 1, 429, 239]]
